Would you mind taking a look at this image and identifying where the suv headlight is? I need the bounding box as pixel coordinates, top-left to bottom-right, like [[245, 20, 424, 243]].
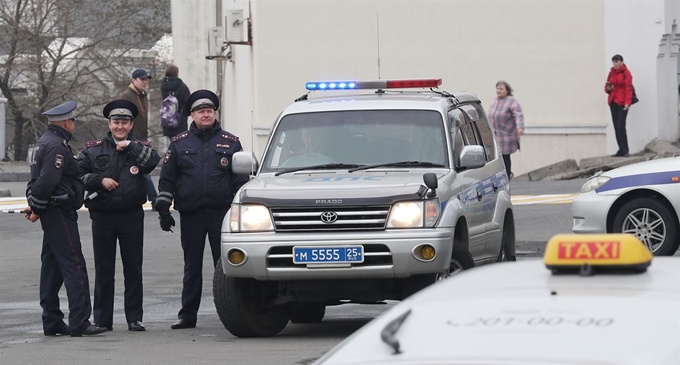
[[387, 199, 440, 228], [229, 204, 274, 232], [580, 176, 611, 193]]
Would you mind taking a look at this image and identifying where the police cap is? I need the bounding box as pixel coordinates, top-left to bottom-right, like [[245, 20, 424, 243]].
[[42, 100, 77, 122], [186, 89, 219, 113], [103, 99, 139, 120]]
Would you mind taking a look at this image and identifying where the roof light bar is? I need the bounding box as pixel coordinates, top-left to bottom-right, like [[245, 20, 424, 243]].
[[305, 78, 442, 91]]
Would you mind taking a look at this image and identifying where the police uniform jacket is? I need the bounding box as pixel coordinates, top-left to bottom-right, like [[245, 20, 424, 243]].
[[157, 121, 249, 213], [27, 125, 85, 214], [78, 133, 160, 211]]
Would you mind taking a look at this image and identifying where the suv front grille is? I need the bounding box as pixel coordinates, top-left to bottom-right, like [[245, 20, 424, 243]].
[[267, 244, 393, 268], [270, 206, 389, 232]]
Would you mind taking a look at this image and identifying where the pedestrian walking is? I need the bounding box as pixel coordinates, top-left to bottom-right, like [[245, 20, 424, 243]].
[[605, 54, 634, 157], [118, 68, 158, 208], [155, 90, 250, 329], [160, 64, 191, 139], [77, 99, 161, 332], [24, 101, 107, 337], [488, 80, 525, 180]]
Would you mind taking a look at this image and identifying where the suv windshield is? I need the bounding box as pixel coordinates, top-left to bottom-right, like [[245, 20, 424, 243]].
[[262, 110, 448, 172]]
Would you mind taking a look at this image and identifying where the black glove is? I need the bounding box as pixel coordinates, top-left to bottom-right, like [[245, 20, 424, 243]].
[[159, 213, 175, 232]]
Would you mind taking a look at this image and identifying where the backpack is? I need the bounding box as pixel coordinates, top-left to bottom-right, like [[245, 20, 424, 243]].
[[160, 92, 180, 128]]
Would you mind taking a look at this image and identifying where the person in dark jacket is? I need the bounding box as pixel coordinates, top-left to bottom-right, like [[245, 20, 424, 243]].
[[24, 101, 107, 337], [605, 54, 634, 157], [78, 99, 161, 332], [155, 90, 250, 329], [160, 64, 191, 138], [118, 68, 158, 207]]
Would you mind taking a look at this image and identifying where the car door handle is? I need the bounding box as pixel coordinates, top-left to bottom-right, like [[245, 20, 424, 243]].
[[493, 183, 498, 192], [476, 190, 483, 201]]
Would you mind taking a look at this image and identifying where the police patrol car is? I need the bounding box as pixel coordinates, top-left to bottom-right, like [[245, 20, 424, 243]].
[[312, 234, 680, 365], [572, 156, 680, 256], [214, 79, 515, 337]]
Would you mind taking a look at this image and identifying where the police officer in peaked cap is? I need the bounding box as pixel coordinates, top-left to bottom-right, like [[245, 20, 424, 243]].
[[77, 99, 160, 332], [156, 89, 250, 329], [24, 101, 107, 337]]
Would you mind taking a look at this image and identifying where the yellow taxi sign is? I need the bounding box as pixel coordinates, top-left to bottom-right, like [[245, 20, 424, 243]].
[[544, 234, 652, 274]]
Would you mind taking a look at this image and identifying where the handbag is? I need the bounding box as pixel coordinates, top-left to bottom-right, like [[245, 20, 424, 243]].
[[623, 71, 639, 105]]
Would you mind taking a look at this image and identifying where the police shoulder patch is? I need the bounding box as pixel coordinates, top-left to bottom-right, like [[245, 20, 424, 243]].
[[163, 150, 172, 164], [171, 132, 189, 143], [54, 154, 64, 169], [221, 131, 239, 142], [85, 140, 102, 148]]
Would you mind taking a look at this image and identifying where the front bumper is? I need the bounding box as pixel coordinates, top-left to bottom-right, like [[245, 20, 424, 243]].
[[220, 228, 454, 280], [571, 191, 618, 234]]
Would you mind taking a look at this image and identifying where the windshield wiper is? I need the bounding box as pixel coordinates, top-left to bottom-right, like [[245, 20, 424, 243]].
[[381, 309, 412, 355], [349, 161, 445, 172], [274, 163, 363, 176]]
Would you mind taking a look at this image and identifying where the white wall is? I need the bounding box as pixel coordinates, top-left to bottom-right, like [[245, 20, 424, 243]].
[[170, 0, 218, 95], [172, 0, 678, 175]]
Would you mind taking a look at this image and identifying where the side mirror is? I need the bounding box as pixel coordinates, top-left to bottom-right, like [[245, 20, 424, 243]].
[[423, 172, 438, 198], [457, 145, 486, 171], [232, 151, 259, 175]]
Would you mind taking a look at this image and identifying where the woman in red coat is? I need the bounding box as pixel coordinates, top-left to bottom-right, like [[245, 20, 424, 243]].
[[605, 54, 634, 157]]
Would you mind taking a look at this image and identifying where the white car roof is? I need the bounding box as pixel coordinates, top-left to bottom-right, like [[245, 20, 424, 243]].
[[282, 91, 481, 114], [316, 258, 680, 365]]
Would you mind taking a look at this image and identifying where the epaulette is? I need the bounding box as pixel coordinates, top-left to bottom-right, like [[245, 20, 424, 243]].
[[171, 132, 189, 143], [85, 140, 103, 148], [221, 131, 239, 142], [137, 140, 151, 146]]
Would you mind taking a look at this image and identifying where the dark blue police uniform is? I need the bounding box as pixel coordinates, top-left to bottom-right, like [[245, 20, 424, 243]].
[[77, 99, 160, 331], [27, 101, 105, 337], [156, 90, 249, 329]]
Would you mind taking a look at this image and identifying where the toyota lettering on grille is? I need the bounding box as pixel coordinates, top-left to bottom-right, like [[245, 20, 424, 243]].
[[320, 211, 338, 224]]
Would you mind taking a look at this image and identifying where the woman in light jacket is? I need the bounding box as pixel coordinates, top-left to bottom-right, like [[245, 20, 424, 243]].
[[489, 80, 524, 180]]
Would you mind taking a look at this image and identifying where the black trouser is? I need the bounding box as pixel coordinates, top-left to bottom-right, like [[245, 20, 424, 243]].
[[177, 207, 229, 321], [90, 207, 144, 326], [39, 206, 92, 335], [609, 102, 629, 155], [502, 154, 512, 177]]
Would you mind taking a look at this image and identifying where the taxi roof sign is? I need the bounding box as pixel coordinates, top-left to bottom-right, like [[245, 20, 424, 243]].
[[544, 234, 652, 275]]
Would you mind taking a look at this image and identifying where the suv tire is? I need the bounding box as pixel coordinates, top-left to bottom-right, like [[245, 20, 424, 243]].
[[290, 303, 326, 323], [213, 260, 290, 337]]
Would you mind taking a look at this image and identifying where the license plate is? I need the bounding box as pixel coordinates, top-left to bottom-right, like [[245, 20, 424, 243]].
[[292, 246, 364, 264]]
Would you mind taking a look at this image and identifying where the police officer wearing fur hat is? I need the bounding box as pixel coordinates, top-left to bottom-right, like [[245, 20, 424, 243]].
[[24, 101, 107, 337], [77, 99, 160, 332], [156, 90, 250, 329]]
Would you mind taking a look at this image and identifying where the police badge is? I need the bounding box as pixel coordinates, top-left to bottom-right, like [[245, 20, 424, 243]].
[[130, 166, 139, 175], [220, 157, 229, 166]]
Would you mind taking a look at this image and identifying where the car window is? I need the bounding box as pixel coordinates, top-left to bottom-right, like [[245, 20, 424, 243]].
[[461, 104, 496, 161], [261, 110, 449, 171]]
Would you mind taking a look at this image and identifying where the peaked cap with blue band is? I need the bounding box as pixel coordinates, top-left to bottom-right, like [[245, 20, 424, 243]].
[[42, 101, 77, 122]]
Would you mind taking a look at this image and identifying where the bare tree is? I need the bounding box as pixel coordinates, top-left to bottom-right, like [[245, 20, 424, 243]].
[[0, 0, 170, 160]]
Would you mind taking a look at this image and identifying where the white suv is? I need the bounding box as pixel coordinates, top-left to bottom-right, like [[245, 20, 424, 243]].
[[214, 78, 516, 337]]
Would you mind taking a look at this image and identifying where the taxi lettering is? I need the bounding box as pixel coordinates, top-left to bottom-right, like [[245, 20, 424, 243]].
[[557, 241, 620, 259]]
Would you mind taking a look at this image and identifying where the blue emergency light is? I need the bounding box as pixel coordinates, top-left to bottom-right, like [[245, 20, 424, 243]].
[[305, 78, 442, 91]]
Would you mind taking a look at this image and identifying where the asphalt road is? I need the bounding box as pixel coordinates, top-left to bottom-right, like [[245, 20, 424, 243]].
[[0, 177, 653, 364]]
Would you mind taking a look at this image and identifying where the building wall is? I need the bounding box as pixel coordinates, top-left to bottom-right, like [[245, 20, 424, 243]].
[[172, 0, 679, 175]]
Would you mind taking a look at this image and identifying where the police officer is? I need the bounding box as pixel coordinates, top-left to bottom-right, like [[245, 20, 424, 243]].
[[24, 101, 107, 337], [156, 90, 249, 329], [78, 100, 161, 332]]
